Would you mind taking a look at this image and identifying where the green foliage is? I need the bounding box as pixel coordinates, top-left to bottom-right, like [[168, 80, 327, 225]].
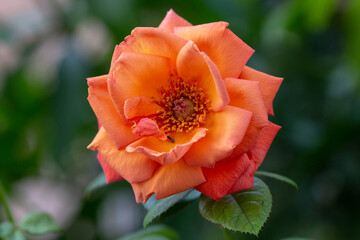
[[0, 222, 25, 240], [143, 189, 197, 228], [255, 171, 298, 189], [116, 225, 178, 240], [84, 173, 107, 198], [20, 212, 61, 235], [199, 177, 272, 235]]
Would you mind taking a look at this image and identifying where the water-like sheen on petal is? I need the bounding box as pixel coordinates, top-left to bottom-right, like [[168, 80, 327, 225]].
[[119, 27, 187, 69], [158, 9, 192, 32], [126, 128, 208, 165], [88, 128, 158, 184], [97, 153, 123, 183], [109, 52, 170, 122], [131, 160, 206, 203], [175, 22, 254, 78], [239, 66, 283, 116], [195, 153, 252, 200], [248, 121, 281, 168], [183, 106, 252, 168], [87, 75, 140, 149], [124, 96, 162, 121], [176, 41, 229, 112]]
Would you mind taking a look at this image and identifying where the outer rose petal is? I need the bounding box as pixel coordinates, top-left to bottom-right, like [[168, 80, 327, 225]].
[[176, 41, 230, 112], [227, 157, 257, 194], [183, 106, 252, 168], [88, 127, 158, 184], [131, 159, 206, 203], [224, 78, 268, 155], [124, 96, 162, 121], [195, 153, 252, 200], [87, 75, 140, 149], [132, 118, 167, 141], [158, 9, 192, 32], [109, 52, 170, 122], [97, 153, 123, 184], [119, 27, 187, 69], [248, 121, 281, 168], [174, 22, 254, 79], [239, 66, 283, 116], [126, 128, 208, 165]]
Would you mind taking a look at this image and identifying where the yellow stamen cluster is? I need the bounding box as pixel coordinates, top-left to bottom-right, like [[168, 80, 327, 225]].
[[152, 72, 212, 133]]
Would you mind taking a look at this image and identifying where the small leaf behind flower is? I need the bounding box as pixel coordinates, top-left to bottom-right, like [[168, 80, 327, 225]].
[[20, 212, 61, 235], [116, 225, 178, 240], [0, 222, 26, 240], [199, 177, 272, 235], [255, 170, 298, 189], [85, 173, 107, 198], [143, 189, 195, 228]]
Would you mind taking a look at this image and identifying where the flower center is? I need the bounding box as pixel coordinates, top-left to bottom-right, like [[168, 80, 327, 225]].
[[173, 97, 194, 120], [152, 72, 212, 133]]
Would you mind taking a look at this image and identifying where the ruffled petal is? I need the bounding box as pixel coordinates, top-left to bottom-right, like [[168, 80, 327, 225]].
[[131, 159, 206, 203], [183, 106, 252, 168], [119, 27, 187, 69], [97, 153, 123, 184], [175, 22, 254, 79], [176, 41, 229, 112], [239, 66, 283, 116], [224, 78, 268, 155], [126, 128, 207, 165], [109, 52, 170, 122], [124, 96, 162, 121], [87, 75, 140, 149], [88, 128, 159, 184], [132, 118, 167, 140], [195, 153, 252, 200], [248, 121, 281, 168], [158, 9, 192, 32]]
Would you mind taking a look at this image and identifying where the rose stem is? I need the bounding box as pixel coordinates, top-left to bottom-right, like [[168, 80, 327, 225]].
[[0, 180, 15, 224]]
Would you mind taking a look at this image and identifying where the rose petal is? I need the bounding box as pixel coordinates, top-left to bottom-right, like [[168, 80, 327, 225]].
[[109, 52, 170, 122], [97, 153, 123, 184], [126, 128, 207, 165], [132, 118, 167, 141], [239, 66, 283, 116], [224, 78, 268, 155], [87, 75, 140, 149], [176, 41, 230, 112], [131, 159, 206, 203], [124, 96, 162, 121], [175, 22, 254, 78], [195, 153, 252, 200], [183, 106, 252, 168], [88, 127, 158, 184], [248, 121, 281, 168], [158, 9, 192, 32], [227, 157, 257, 194], [119, 27, 187, 69]]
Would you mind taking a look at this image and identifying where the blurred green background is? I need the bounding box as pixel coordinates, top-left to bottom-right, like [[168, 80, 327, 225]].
[[0, 0, 359, 239]]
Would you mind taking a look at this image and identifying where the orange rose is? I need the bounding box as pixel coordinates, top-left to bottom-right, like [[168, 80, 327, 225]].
[[87, 9, 282, 203]]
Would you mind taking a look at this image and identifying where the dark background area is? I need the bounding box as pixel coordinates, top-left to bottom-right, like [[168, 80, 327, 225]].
[[0, 0, 359, 239]]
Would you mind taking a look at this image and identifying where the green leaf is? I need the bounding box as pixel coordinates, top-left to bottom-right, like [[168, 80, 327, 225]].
[[0, 223, 26, 240], [143, 189, 193, 228], [255, 171, 298, 189], [0, 222, 15, 237], [116, 225, 178, 240], [20, 212, 61, 235], [199, 177, 272, 235], [281, 238, 315, 240], [85, 173, 107, 198]]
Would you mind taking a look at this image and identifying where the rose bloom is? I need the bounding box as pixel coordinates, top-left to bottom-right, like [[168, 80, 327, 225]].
[[87, 10, 282, 203]]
